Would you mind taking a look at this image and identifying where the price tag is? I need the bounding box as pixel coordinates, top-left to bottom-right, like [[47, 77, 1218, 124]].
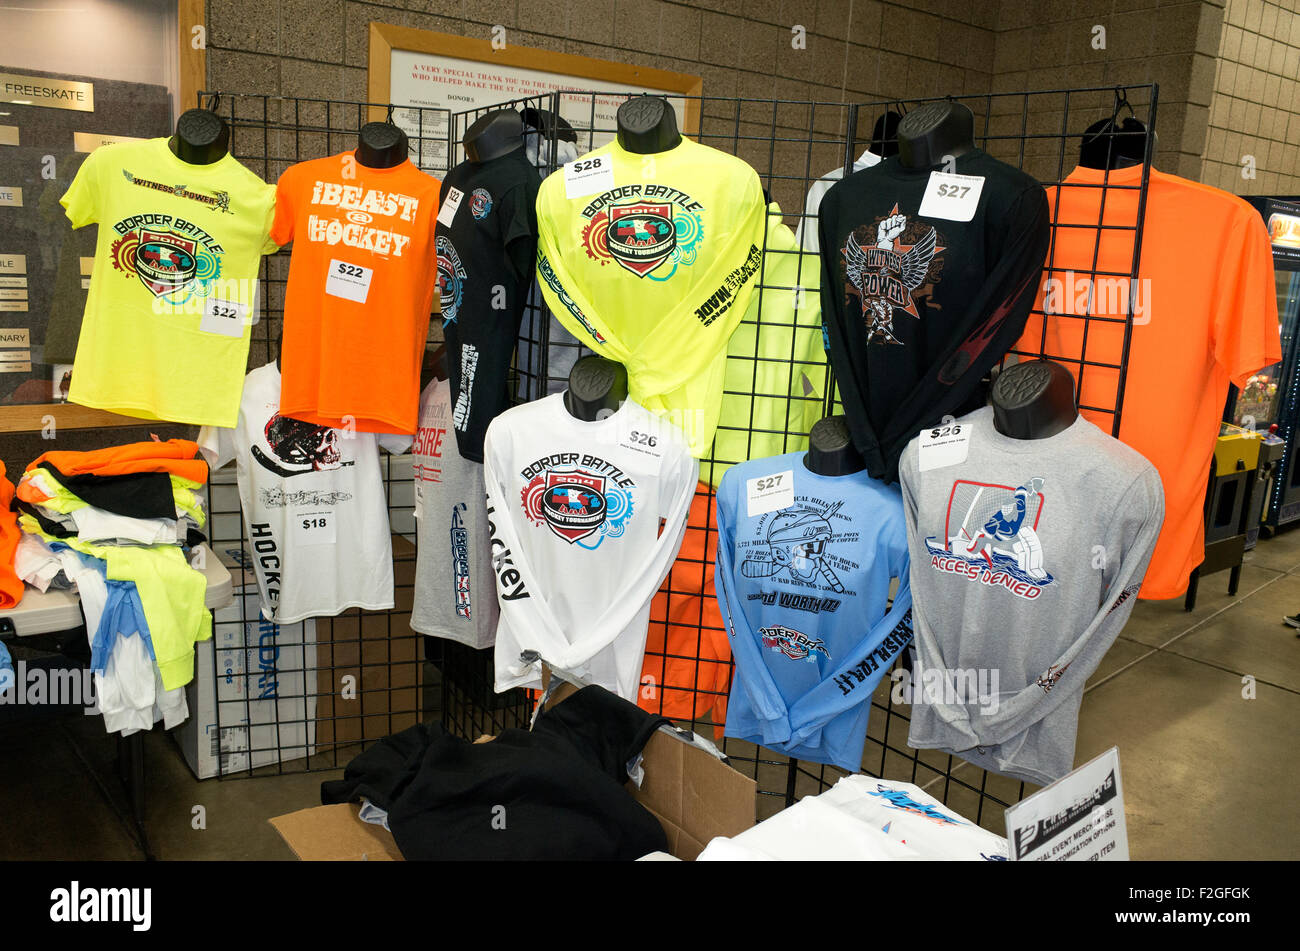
[[746, 469, 794, 518], [563, 154, 615, 199], [199, 296, 248, 337], [324, 259, 373, 303], [917, 421, 971, 471], [294, 511, 337, 546], [918, 172, 985, 222], [437, 186, 463, 227]]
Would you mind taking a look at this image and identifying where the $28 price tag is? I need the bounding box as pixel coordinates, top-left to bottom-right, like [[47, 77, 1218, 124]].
[[917, 421, 971, 471], [294, 511, 337, 546], [747, 469, 794, 517], [563, 154, 615, 199]]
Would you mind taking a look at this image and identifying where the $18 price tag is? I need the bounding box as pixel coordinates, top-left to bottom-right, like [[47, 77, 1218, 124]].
[[294, 511, 337, 546]]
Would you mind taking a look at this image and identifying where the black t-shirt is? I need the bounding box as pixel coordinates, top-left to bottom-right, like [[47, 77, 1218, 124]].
[[817, 148, 1049, 482], [438, 149, 541, 462]]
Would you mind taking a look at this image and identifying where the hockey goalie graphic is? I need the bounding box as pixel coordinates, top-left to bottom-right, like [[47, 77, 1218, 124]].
[[842, 206, 943, 345], [925, 478, 1054, 598]]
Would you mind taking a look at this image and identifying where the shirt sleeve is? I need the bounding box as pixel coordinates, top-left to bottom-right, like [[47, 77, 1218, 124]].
[[785, 510, 914, 745], [711, 471, 795, 745], [258, 181, 280, 255], [195, 424, 236, 472], [269, 166, 296, 247], [60, 149, 101, 228], [1214, 205, 1282, 389], [501, 177, 540, 285], [877, 183, 1051, 482]]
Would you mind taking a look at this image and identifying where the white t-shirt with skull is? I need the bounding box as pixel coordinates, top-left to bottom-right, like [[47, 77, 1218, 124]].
[[199, 362, 411, 624]]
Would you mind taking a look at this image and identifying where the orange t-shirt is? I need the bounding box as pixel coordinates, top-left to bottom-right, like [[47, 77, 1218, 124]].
[[1017, 165, 1280, 599], [1, 462, 22, 609], [271, 154, 441, 434], [639, 481, 732, 729], [28, 438, 207, 484]]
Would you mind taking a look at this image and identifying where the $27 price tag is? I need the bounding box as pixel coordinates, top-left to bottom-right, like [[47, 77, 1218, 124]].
[[917, 421, 971, 471], [747, 469, 794, 517], [918, 172, 985, 222]]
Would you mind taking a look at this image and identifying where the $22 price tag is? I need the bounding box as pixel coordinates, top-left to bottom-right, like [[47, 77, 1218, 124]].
[[437, 186, 463, 227], [325, 259, 373, 303], [199, 296, 248, 337], [747, 469, 794, 517]]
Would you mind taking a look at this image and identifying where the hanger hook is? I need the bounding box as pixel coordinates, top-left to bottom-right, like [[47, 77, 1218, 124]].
[[203, 91, 221, 113], [386, 103, 395, 124]]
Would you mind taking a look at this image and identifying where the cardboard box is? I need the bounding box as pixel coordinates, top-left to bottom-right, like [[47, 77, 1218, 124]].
[[270, 678, 757, 860], [174, 586, 317, 780]]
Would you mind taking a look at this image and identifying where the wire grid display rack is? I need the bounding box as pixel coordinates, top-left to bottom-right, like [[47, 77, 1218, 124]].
[[197, 84, 1155, 835]]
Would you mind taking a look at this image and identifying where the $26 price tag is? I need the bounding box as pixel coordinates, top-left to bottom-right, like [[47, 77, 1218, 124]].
[[747, 469, 794, 517], [917, 421, 971, 471]]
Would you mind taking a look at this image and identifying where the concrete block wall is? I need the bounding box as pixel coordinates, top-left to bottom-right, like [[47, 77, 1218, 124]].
[[1201, 0, 1300, 194]]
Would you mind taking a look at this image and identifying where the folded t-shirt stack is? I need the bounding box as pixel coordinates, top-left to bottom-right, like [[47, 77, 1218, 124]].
[[13, 439, 212, 736]]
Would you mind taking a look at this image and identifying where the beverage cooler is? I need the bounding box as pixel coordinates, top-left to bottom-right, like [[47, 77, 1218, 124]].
[[1224, 198, 1300, 532]]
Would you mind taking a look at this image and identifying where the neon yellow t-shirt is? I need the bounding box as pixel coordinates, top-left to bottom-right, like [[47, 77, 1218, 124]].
[[61, 138, 277, 427], [535, 137, 766, 456], [704, 206, 828, 487]]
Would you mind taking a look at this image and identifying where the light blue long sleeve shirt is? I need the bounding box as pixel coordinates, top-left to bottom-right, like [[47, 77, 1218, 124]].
[[715, 453, 913, 772]]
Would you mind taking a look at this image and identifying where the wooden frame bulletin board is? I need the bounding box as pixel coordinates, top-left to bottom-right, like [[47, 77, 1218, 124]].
[[0, 0, 205, 433], [367, 21, 702, 161]]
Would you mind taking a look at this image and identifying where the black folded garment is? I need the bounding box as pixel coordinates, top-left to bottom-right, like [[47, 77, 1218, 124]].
[[321, 685, 670, 861], [37, 462, 178, 521]]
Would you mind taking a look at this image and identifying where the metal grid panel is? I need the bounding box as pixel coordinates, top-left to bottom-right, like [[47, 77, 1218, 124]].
[[194, 86, 1155, 839]]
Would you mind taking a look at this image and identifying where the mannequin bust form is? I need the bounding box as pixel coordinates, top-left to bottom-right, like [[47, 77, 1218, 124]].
[[616, 96, 681, 154], [990, 360, 1079, 439], [1079, 115, 1153, 170], [355, 121, 408, 169], [169, 108, 229, 165], [897, 101, 975, 169], [564, 356, 628, 422], [804, 416, 867, 476], [463, 109, 524, 163]]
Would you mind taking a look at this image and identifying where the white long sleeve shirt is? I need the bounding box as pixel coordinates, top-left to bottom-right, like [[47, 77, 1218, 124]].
[[482, 394, 698, 699]]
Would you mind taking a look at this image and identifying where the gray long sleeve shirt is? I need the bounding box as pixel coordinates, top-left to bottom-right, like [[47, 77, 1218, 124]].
[[898, 407, 1164, 785]]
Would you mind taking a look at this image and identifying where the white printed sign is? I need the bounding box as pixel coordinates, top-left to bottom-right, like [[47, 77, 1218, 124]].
[[294, 511, 337, 546], [1004, 747, 1129, 861], [200, 296, 248, 337]]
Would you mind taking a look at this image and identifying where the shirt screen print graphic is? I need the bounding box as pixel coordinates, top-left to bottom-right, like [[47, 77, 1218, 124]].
[[251, 414, 353, 479], [738, 496, 861, 608], [110, 171, 234, 305], [519, 455, 636, 549], [925, 477, 1055, 599], [579, 184, 705, 280], [841, 204, 945, 345]]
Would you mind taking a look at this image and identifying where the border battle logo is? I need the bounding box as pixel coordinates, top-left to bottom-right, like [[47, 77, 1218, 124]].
[[470, 187, 492, 219], [758, 625, 829, 664], [842, 205, 944, 345], [437, 236, 466, 324], [580, 184, 704, 280], [521, 466, 633, 548], [865, 785, 965, 826], [110, 226, 222, 302]]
